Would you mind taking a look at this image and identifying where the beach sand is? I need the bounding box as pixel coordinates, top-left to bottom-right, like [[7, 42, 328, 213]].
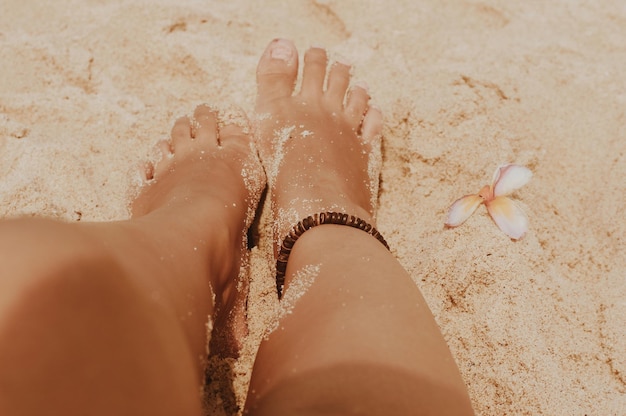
[[1, 0, 624, 414]]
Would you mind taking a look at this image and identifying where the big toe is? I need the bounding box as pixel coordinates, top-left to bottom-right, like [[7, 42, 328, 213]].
[[256, 39, 299, 111]]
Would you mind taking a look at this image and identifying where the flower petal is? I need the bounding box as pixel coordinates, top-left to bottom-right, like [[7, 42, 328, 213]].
[[486, 196, 529, 240], [445, 194, 483, 227], [492, 164, 532, 197]]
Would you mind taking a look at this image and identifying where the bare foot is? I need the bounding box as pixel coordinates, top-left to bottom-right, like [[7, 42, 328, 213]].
[[130, 104, 265, 357], [253, 39, 383, 262]]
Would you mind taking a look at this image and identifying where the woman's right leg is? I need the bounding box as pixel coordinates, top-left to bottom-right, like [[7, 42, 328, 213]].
[[0, 106, 265, 415], [245, 39, 474, 415]]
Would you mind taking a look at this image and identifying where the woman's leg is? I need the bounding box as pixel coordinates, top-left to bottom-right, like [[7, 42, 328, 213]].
[[0, 106, 265, 415], [245, 39, 474, 415]]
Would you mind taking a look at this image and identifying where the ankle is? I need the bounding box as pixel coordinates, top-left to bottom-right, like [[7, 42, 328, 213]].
[[278, 219, 389, 296]]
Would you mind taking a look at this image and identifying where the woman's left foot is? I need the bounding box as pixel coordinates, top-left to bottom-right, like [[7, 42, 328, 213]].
[[130, 104, 265, 358]]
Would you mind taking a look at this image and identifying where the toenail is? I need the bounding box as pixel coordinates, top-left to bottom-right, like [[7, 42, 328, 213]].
[[270, 39, 294, 62], [353, 80, 370, 92], [335, 54, 352, 67]]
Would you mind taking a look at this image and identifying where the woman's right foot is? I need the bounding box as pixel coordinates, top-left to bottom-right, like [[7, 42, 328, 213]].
[[248, 41, 474, 416], [253, 39, 384, 256]]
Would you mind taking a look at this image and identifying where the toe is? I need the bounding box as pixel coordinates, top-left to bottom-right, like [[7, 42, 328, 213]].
[[219, 123, 248, 146], [157, 139, 172, 158], [171, 116, 192, 147], [345, 82, 370, 126], [300, 47, 328, 98], [325, 60, 351, 107], [149, 138, 173, 180], [138, 161, 155, 182], [192, 104, 219, 145], [361, 105, 383, 147], [219, 108, 252, 149], [256, 39, 299, 111]]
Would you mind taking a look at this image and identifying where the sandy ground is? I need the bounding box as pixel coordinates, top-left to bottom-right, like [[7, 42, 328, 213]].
[[1, 0, 625, 414]]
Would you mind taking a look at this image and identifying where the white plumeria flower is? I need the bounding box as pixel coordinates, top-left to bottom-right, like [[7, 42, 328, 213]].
[[445, 164, 532, 240]]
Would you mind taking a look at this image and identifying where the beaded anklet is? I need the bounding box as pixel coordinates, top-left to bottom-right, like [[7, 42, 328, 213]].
[[275, 211, 390, 298]]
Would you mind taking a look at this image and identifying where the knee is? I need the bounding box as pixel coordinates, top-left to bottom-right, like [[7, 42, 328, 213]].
[[0, 217, 127, 343], [0, 218, 128, 389], [0, 216, 122, 321], [0, 223, 202, 415], [0, 218, 103, 300]]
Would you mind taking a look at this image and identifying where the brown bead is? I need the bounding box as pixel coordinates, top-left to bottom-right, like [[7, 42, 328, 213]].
[[274, 211, 390, 299]]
